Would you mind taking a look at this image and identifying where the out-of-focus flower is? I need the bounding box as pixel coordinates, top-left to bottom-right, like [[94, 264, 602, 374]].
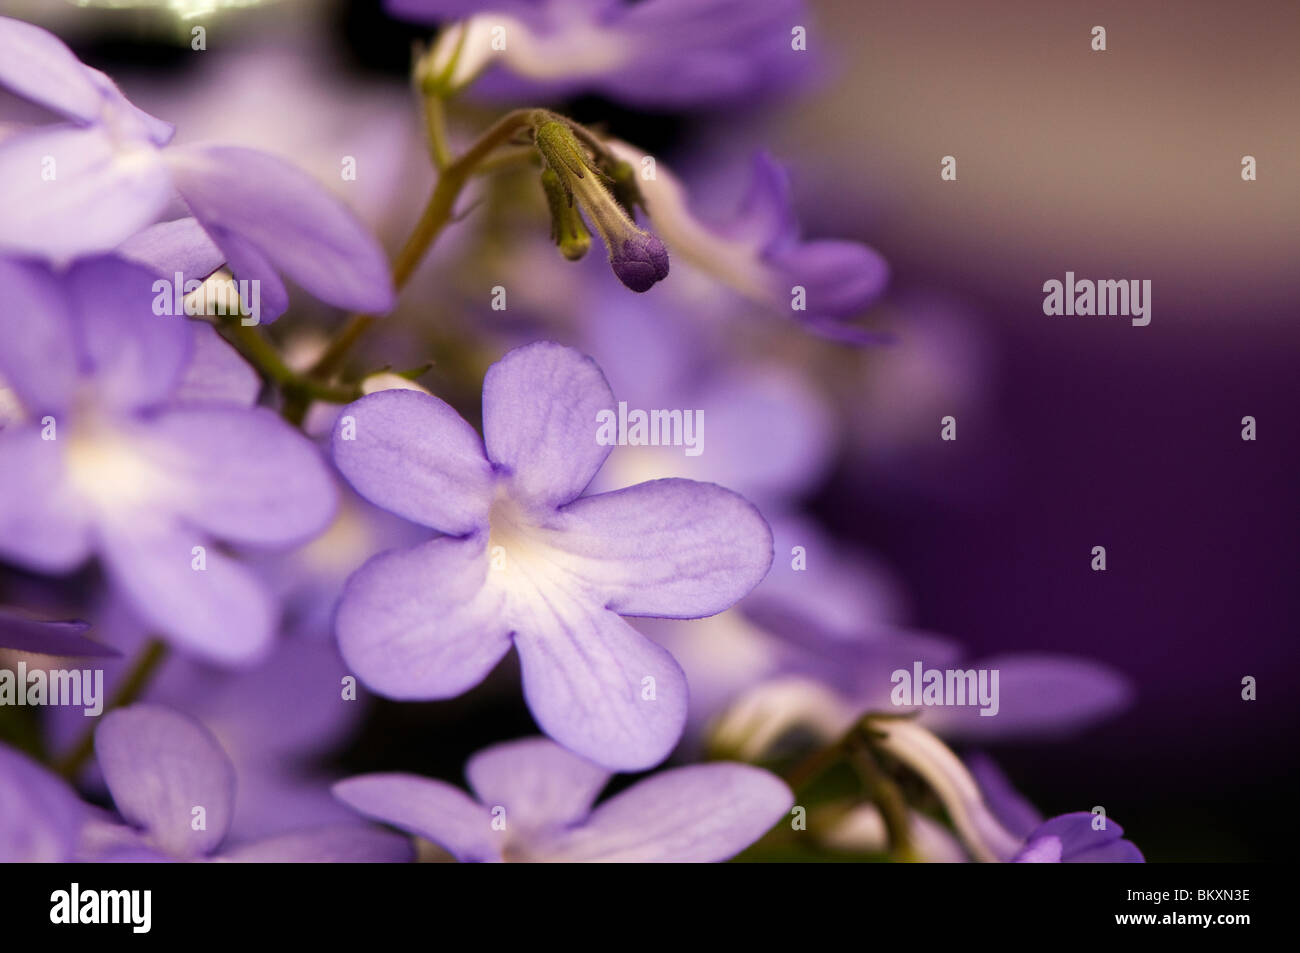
[[607, 144, 889, 341], [579, 291, 838, 506], [1012, 812, 1144, 863], [44, 594, 367, 841], [0, 743, 86, 862], [405, 0, 812, 108], [0, 16, 394, 319], [331, 341, 772, 770], [335, 736, 792, 862], [0, 606, 116, 657], [79, 704, 410, 862], [0, 257, 337, 664]]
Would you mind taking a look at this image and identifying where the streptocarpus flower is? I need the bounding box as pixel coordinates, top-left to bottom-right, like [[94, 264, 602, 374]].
[[1012, 812, 1144, 863], [0, 16, 394, 319], [82, 704, 411, 862], [331, 341, 773, 770], [334, 736, 792, 862], [404, 0, 813, 109], [0, 256, 338, 664], [607, 143, 890, 343]]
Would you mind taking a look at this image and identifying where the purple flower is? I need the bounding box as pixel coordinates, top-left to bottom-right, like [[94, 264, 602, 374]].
[[82, 704, 411, 862], [0, 743, 87, 862], [331, 341, 773, 769], [1013, 813, 1144, 863], [401, 0, 813, 109], [581, 298, 838, 503], [0, 16, 394, 319], [0, 606, 117, 657], [44, 595, 367, 841], [335, 736, 792, 862], [0, 256, 338, 664], [608, 143, 890, 342]]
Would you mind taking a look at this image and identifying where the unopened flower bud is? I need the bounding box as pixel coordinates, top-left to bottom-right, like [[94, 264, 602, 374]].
[[533, 120, 669, 292], [540, 167, 592, 262]]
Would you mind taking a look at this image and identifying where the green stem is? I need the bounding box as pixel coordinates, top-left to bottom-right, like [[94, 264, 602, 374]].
[[218, 321, 362, 417], [847, 734, 918, 862], [303, 108, 539, 386], [423, 93, 453, 171], [55, 639, 169, 781]]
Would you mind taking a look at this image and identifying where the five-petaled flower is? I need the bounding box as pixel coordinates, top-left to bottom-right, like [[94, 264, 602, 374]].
[[335, 736, 792, 862], [331, 341, 773, 770], [0, 256, 338, 664], [0, 16, 394, 320]]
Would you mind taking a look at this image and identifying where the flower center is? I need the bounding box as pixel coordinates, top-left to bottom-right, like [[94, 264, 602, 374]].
[[62, 411, 163, 515]]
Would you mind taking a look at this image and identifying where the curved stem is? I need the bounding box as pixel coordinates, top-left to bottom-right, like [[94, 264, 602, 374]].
[[304, 108, 539, 387]]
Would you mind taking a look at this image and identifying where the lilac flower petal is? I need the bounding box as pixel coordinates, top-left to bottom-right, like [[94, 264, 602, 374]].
[[0, 427, 92, 572], [0, 744, 87, 862], [336, 536, 511, 698], [96, 704, 235, 859], [333, 774, 503, 863], [541, 763, 792, 862], [166, 144, 395, 314], [172, 323, 260, 406], [482, 342, 615, 508], [0, 16, 102, 123], [1014, 812, 1143, 864], [552, 478, 772, 618], [115, 217, 226, 284], [1070, 839, 1146, 863], [98, 517, 275, 665], [920, 655, 1133, 742], [138, 406, 337, 545], [512, 596, 688, 771], [465, 738, 609, 831], [216, 825, 414, 863], [332, 389, 493, 536], [0, 609, 116, 657], [0, 124, 172, 262], [68, 257, 194, 412], [725, 152, 798, 248], [73, 812, 166, 862], [767, 238, 890, 321], [199, 223, 290, 322], [83, 70, 175, 147], [0, 258, 78, 415]]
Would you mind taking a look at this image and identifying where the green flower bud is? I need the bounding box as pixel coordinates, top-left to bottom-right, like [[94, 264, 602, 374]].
[[540, 167, 592, 262]]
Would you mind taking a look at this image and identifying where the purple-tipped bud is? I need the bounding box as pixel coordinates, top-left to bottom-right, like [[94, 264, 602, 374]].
[[611, 234, 670, 292]]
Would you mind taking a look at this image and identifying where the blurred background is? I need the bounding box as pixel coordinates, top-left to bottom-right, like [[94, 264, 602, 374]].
[[5, 0, 1296, 860]]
